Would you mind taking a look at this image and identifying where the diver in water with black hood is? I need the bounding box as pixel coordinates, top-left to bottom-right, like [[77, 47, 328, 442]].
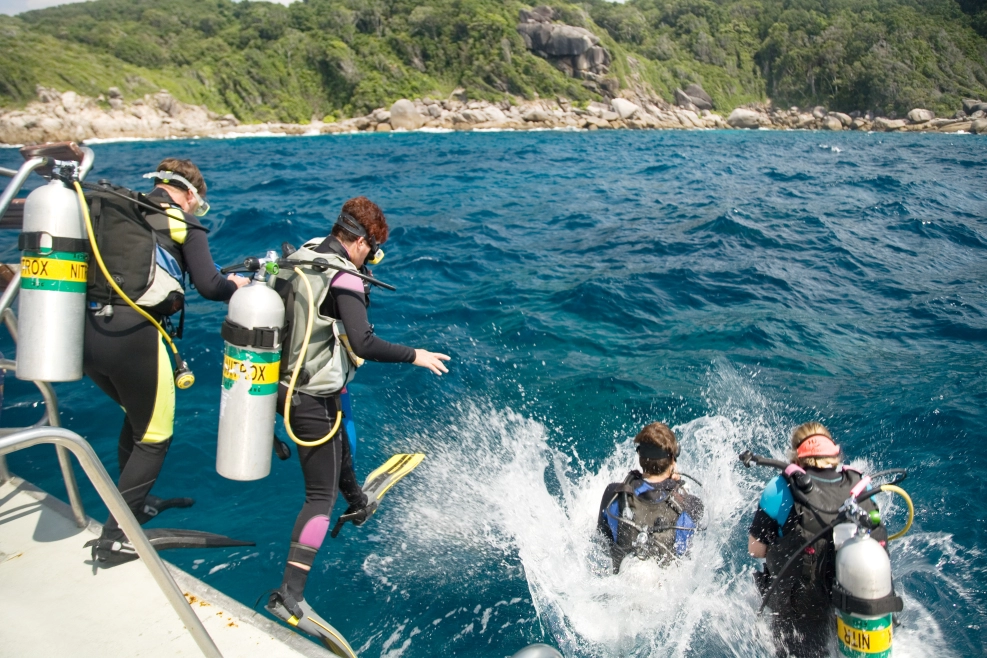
[[597, 422, 703, 573]]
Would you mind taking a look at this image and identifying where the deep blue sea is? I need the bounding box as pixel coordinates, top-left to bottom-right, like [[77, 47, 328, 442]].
[[2, 129, 985, 657]]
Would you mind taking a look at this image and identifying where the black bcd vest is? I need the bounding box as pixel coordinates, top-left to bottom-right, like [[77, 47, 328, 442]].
[[85, 184, 187, 317], [765, 469, 880, 603], [609, 472, 686, 572]]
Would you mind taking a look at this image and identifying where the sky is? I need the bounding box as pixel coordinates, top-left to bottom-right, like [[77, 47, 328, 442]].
[[0, 0, 296, 16]]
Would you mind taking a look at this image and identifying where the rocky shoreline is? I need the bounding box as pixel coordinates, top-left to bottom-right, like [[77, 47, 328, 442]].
[[1, 85, 985, 146]]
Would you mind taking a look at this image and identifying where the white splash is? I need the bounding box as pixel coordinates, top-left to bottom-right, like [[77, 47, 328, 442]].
[[359, 364, 968, 657]]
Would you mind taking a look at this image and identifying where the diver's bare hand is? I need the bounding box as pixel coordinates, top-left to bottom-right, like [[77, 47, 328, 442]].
[[413, 349, 450, 375], [228, 274, 250, 289]]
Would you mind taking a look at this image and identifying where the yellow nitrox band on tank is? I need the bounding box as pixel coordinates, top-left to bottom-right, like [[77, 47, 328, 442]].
[[837, 611, 892, 657], [20, 251, 88, 293], [222, 345, 280, 396]]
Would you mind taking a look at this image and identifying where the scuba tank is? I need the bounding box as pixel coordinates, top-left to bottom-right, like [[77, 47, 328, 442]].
[[17, 178, 89, 382], [833, 531, 896, 657], [216, 253, 284, 481]]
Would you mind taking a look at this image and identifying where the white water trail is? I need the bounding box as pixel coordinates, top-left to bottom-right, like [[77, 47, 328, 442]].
[[365, 364, 973, 657]]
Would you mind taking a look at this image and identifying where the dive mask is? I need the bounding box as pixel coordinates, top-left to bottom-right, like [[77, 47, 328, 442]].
[[143, 171, 210, 217], [636, 443, 680, 460], [335, 211, 385, 265]]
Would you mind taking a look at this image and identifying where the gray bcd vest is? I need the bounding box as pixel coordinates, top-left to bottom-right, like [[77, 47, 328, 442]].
[[277, 242, 363, 396]]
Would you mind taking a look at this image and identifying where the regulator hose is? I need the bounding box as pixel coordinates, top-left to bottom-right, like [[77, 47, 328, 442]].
[[282, 265, 342, 447], [880, 484, 914, 541], [74, 181, 194, 389]]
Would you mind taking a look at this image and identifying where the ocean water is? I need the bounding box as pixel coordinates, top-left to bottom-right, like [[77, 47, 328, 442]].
[[2, 129, 985, 657]]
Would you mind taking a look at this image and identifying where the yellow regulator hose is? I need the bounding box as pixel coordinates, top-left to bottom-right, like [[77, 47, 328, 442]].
[[283, 265, 342, 447], [879, 484, 914, 541], [75, 182, 194, 388]]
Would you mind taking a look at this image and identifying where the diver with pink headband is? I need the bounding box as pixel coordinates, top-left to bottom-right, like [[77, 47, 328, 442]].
[[746, 422, 889, 658]]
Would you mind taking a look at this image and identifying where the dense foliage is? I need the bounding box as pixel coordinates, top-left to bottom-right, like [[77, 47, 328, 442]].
[[1, 0, 985, 121]]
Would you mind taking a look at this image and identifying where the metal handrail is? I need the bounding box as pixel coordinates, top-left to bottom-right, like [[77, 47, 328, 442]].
[[0, 156, 46, 219], [0, 270, 86, 527], [0, 427, 223, 658]]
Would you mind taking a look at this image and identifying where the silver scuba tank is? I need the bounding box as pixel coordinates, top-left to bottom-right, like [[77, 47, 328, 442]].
[[216, 264, 284, 481], [834, 532, 895, 658], [17, 179, 88, 382]]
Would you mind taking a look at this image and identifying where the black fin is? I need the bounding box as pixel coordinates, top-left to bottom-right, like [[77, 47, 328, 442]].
[[135, 495, 195, 524], [144, 528, 255, 551]]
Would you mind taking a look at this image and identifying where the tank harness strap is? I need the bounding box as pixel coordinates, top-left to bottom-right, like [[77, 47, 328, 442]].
[[221, 319, 282, 349], [831, 582, 904, 615], [18, 232, 89, 254], [613, 484, 639, 496]]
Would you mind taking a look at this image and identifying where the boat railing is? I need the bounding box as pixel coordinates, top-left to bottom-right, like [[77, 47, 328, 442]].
[[0, 427, 223, 658], [0, 148, 225, 658]]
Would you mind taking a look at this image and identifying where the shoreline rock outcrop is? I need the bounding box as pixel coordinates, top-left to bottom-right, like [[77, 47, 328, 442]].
[[1, 85, 985, 146], [517, 7, 614, 97]]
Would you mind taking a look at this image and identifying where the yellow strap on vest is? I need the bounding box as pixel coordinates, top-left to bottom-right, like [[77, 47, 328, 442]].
[[164, 207, 188, 244]]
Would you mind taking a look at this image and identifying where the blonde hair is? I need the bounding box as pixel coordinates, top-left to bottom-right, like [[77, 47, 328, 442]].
[[788, 421, 841, 469]]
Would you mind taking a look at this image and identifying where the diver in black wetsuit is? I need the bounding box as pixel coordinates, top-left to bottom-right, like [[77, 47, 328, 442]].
[[266, 196, 449, 646], [85, 158, 248, 562]]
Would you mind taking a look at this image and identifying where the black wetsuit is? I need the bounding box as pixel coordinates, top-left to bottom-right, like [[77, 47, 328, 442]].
[[749, 467, 888, 658], [85, 188, 236, 541], [278, 237, 414, 599]]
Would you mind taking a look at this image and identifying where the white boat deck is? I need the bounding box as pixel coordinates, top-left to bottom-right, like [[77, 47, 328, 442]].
[[0, 476, 333, 658]]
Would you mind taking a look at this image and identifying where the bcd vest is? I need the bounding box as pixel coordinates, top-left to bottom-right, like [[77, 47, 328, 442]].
[[765, 468, 879, 602], [610, 473, 686, 571], [85, 185, 188, 318], [277, 241, 364, 397]]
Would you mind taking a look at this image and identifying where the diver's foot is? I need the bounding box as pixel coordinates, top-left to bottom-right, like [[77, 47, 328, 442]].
[[84, 536, 138, 565], [345, 498, 378, 527], [330, 498, 378, 538], [266, 586, 357, 657], [136, 495, 195, 524]]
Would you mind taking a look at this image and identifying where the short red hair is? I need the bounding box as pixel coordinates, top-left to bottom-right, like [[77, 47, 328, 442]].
[[334, 196, 388, 245]]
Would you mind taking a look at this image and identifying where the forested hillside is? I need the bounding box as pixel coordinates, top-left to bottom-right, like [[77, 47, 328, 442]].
[[1, 0, 985, 122]]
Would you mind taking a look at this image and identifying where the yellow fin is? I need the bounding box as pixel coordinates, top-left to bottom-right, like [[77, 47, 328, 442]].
[[306, 615, 359, 658], [363, 453, 425, 501]]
